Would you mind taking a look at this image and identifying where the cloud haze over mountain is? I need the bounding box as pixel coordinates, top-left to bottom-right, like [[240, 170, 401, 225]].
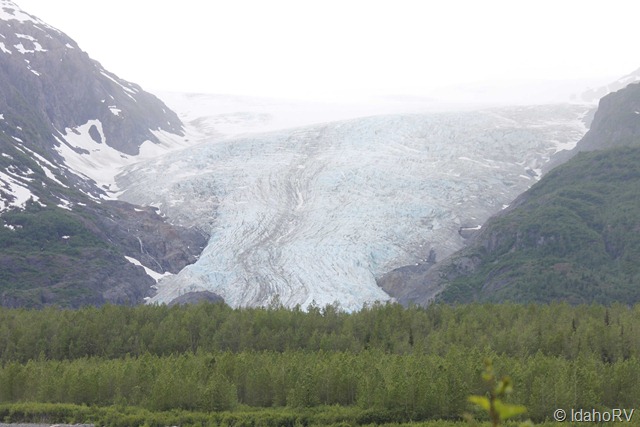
[[16, 0, 640, 102]]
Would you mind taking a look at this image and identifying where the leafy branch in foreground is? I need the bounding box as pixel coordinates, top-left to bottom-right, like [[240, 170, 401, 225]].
[[467, 359, 531, 427]]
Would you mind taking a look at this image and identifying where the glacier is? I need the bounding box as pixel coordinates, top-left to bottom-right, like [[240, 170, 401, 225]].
[[117, 104, 589, 311]]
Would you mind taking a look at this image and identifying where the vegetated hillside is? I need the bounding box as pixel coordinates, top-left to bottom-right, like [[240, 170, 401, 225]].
[[0, 1, 208, 307], [0, 197, 208, 308], [436, 145, 640, 304]]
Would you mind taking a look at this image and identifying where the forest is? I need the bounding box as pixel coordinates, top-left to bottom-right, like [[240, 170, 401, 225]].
[[437, 146, 640, 305], [0, 301, 639, 426]]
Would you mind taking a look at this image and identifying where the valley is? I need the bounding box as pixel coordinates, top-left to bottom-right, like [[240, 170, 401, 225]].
[[117, 102, 590, 309], [3, 1, 640, 425]]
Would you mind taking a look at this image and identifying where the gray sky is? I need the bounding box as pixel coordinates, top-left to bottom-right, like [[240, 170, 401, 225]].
[[15, 0, 640, 101]]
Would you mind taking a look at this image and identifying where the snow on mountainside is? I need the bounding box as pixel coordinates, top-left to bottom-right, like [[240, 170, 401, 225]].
[[0, 0, 188, 197], [0, 0, 54, 29], [117, 104, 590, 310], [0, 1, 207, 307]]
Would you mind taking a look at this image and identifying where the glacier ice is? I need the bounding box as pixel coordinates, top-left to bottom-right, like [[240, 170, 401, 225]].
[[117, 104, 589, 311]]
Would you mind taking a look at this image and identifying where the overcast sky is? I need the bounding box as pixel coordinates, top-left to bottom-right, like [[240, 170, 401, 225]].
[[15, 0, 640, 101]]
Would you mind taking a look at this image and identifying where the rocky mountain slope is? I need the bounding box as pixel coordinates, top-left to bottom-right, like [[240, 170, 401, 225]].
[[574, 82, 640, 151], [578, 67, 640, 104], [0, 1, 206, 307], [420, 82, 640, 305]]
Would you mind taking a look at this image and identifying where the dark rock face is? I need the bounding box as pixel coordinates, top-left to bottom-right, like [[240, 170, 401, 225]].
[[85, 201, 208, 275], [0, 1, 184, 197], [575, 82, 640, 152], [0, 2, 208, 308], [0, 3, 183, 157], [547, 82, 640, 171], [168, 291, 225, 307], [377, 249, 439, 305]]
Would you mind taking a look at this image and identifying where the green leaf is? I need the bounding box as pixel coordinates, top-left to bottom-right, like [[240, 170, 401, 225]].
[[495, 377, 513, 396], [468, 395, 490, 411], [494, 400, 527, 420]]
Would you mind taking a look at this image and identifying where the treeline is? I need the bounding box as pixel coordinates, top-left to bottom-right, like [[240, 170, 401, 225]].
[[2, 302, 640, 424], [1, 348, 640, 422], [0, 301, 638, 363], [0, 402, 463, 427]]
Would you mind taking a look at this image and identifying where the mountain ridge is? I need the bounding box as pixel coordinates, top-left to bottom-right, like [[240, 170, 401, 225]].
[[0, 0, 208, 307]]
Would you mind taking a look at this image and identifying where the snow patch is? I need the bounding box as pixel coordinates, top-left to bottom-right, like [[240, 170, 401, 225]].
[[460, 225, 482, 231], [0, 1, 47, 25], [54, 120, 126, 193], [108, 106, 122, 116], [124, 256, 172, 283], [0, 42, 11, 54], [54, 120, 198, 197], [13, 40, 47, 54], [100, 71, 138, 101], [19, 145, 69, 188], [41, 164, 67, 187], [57, 199, 72, 210], [137, 129, 196, 157], [5, 165, 34, 182], [0, 170, 39, 212]]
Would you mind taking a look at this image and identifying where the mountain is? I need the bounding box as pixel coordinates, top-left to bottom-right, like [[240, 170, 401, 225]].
[[578, 67, 640, 104], [0, 1, 207, 307], [547, 79, 640, 170], [573, 82, 640, 151], [422, 82, 640, 305], [117, 104, 590, 310], [0, 1, 614, 309]]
